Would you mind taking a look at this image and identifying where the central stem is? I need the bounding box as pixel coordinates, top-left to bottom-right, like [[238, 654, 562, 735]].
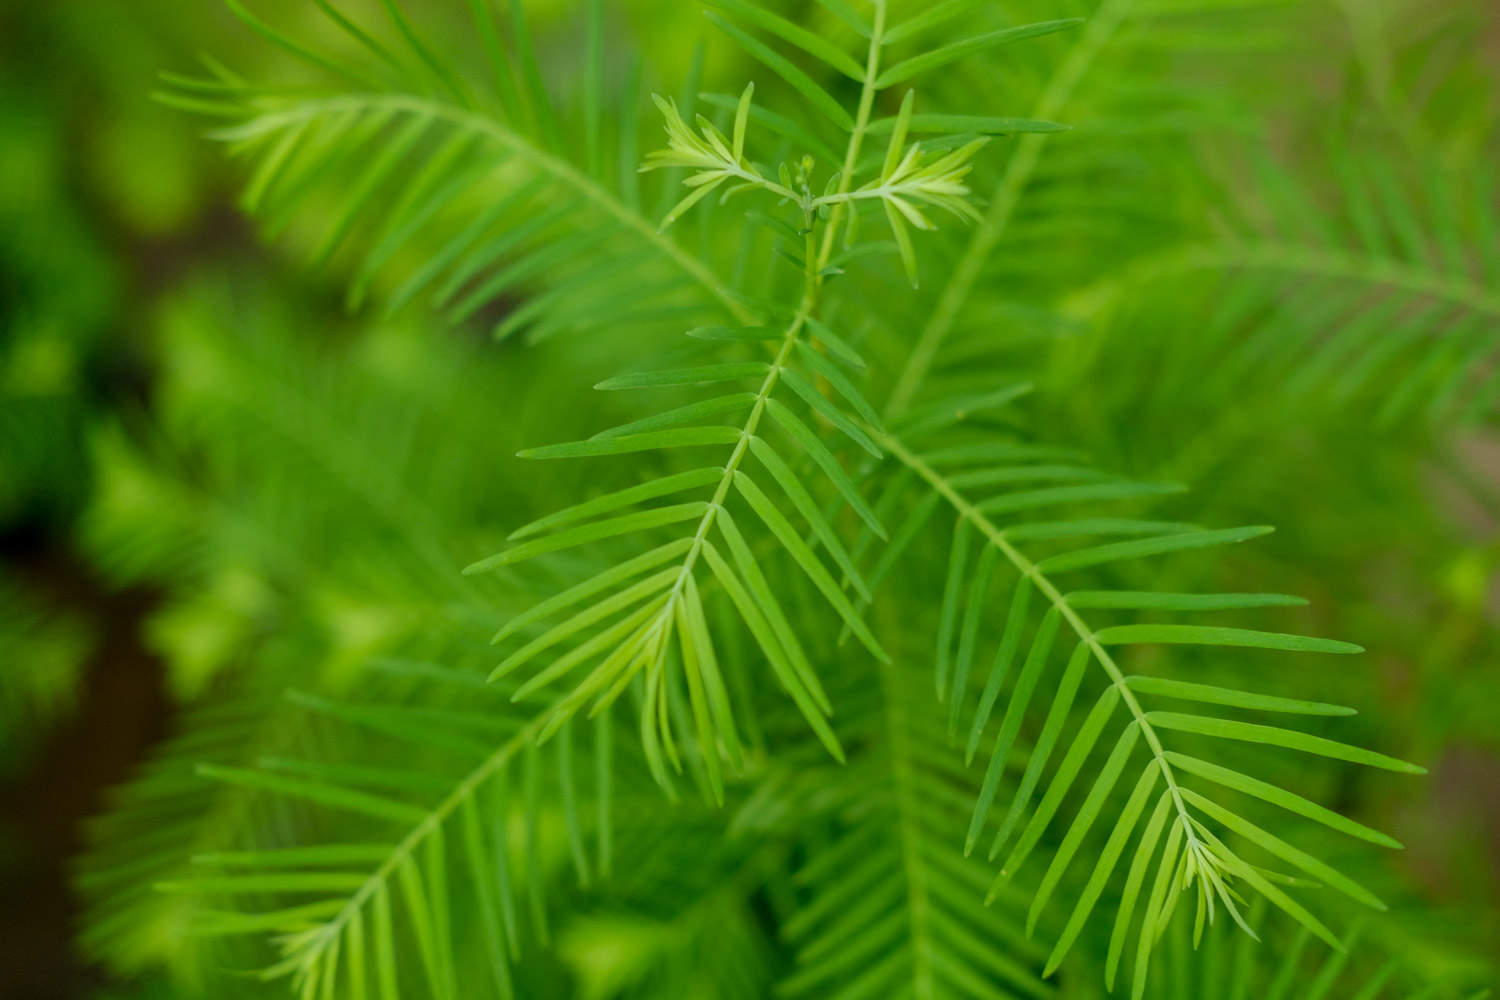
[[817, 0, 887, 270], [664, 223, 820, 616], [651, 3, 891, 654]]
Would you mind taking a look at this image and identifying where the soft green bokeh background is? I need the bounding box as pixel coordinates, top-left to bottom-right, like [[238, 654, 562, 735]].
[[1, 0, 1496, 997]]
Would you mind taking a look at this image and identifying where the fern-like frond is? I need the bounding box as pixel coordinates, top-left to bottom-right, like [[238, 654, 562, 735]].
[[879, 0, 1311, 414], [77, 693, 307, 979], [464, 304, 895, 794], [778, 656, 1053, 1000], [1066, 144, 1500, 430], [701, 0, 1080, 285], [882, 0, 1135, 414], [158, 0, 755, 334], [80, 278, 520, 630], [462, 0, 1057, 799], [72, 277, 540, 978], [706, 0, 1078, 136], [867, 426, 1422, 999], [155, 661, 624, 998]]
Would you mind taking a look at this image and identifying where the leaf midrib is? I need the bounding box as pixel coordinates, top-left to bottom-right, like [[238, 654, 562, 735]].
[[647, 0, 891, 693], [307, 713, 543, 961], [877, 432, 1202, 854]]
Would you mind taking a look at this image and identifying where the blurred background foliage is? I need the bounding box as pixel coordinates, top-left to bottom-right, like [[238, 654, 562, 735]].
[[0, 0, 1496, 997]]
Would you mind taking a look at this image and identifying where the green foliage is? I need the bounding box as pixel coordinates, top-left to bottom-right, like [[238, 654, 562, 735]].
[[3, 0, 1490, 997]]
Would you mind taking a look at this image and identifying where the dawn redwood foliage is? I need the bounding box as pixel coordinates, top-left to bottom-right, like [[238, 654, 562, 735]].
[[71, 1, 1498, 998]]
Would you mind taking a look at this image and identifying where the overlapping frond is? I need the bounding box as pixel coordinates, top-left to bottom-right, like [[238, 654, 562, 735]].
[[79, 279, 519, 691], [1141, 904, 1493, 1000], [778, 657, 1052, 1000], [862, 421, 1422, 998], [72, 279, 534, 977], [703, 0, 1078, 137], [698, 0, 1078, 288], [153, 660, 626, 999], [872, 0, 1318, 412], [559, 819, 780, 1000], [1019, 0, 1500, 440], [464, 307, 894, 795], [462, 0, 1059, 802], [157, 0, 751, 336], [1066, 142, 1500, 431], [77, 692, 313, 980]]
